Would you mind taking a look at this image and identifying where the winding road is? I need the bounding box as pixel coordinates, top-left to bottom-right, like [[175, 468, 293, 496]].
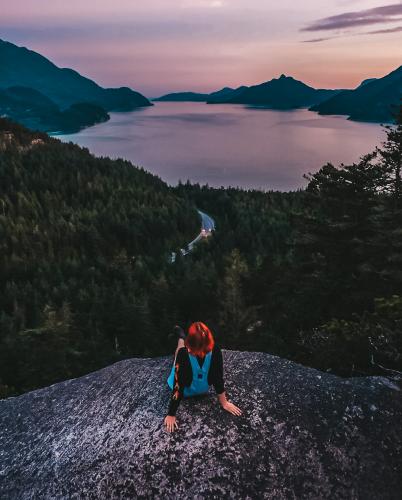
[[171, 210, 215, 263]]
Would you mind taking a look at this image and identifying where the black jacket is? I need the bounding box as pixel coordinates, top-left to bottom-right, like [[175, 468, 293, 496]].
[[168, 345, 225, 416]]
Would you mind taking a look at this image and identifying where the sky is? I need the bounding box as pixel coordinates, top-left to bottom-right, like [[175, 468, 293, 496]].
[[1, 0, 402, 97]]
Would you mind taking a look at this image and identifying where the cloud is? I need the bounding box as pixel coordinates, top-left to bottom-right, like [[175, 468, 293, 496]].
[[181, 0, 224, 7], [367, 24, 402, 33], [2, 8, 283, 47], [302, 37, 335, 43], [302, 2, 402, 32]]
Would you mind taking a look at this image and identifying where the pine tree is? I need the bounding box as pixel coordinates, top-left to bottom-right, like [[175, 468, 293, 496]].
[[378, 103, 402, 207], [218, 249, 255, 348], [371, 103, 402, 292]]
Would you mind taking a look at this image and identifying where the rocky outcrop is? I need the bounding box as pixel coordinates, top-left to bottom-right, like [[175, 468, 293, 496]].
[[0, 350, 401, 499]]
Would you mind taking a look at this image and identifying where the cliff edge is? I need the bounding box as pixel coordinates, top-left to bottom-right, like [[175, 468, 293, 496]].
[[0, 350, 401, 499]]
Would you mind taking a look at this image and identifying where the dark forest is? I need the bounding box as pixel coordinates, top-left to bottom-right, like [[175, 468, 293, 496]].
[[1, 105, 401, 398]]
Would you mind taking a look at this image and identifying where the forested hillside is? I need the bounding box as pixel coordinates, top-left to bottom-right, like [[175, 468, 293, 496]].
[[0, 118, 198, 397], [1, 106, 401, 398], [174, 107, 402, 377]]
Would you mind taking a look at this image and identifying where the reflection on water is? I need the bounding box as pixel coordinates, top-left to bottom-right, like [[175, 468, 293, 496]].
[[59, 102, 384, 191]]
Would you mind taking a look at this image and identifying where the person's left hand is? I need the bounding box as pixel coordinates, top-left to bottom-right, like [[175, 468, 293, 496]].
[[164, 415, 179, 432]]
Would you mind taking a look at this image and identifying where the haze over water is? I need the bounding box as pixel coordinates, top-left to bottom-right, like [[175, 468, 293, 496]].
[[61, 102, 384, 191]]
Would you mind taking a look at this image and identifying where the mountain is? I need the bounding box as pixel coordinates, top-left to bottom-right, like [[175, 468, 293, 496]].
[[310, 66, 402, 122], [0, 86, 109, 133], [1, 350, 401, 498], [0, 86, 58, 112], [207, 86, 248, 103], [0, 39, 152, 111], [153, 91, 211, 102], [209, 86, 236, 98], [356, 78, 377, 89], [211, 74, 341, 108], [153, 77, 340, 108], [154, 87, 247, 103]]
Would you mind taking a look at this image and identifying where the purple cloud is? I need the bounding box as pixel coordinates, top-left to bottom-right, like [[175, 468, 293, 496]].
[[302, 3, 402, 32], [302, 37, 335, 43], [367, 25, 402, 34]]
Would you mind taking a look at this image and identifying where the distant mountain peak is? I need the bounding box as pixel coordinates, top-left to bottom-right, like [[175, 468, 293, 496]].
[[211, 73, 338, 108], [0, 39, 151, 112], [356, 78, 377, 89], [310, 63, 402, 122]]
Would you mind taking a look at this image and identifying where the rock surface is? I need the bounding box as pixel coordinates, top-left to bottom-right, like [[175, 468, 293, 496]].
[[0, 350, 401, 499]]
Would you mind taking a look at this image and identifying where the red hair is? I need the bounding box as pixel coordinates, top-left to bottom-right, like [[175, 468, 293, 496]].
[[185, 322, 215, 357]]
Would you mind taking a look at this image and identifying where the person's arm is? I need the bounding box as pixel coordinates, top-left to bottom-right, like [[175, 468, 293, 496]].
[[211, 345, 242, 416], [210, 345, 227, 404], [167, 347, 188, 417]]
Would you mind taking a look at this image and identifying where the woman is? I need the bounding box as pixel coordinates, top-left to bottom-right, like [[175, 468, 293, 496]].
[[164, 321, 242, 433]]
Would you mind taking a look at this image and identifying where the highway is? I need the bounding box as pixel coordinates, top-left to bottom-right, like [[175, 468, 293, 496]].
[[171, 210, 215, 263]]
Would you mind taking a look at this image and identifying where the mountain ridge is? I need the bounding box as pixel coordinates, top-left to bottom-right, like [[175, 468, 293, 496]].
[[0, 39, 152, 132], [310, 65, 402, 122], [153, 86, 241, 102], [209, 74, 341, 108], [0, 39, 152, 111], [154, 75, 341, 108], [0, 85, 109, 133], [154, 67, 402, 121]]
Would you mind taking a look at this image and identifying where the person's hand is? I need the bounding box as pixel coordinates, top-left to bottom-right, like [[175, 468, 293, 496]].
[[164, 415, 179, 432], [222, 401, 242, 416]]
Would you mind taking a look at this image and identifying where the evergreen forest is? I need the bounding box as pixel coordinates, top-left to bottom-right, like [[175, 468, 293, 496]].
[[1, 105, 401, 398]]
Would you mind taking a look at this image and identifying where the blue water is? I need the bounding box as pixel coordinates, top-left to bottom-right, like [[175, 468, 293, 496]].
[[60, 102, 384, 191]]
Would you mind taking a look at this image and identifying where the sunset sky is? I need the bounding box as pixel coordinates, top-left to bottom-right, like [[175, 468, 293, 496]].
[[2, 0, 402, 96]]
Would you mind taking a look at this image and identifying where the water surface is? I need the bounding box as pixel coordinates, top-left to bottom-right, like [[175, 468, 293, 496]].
[[60, 102, 384, 191]]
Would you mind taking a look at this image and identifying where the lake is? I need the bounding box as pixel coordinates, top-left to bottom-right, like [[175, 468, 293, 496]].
[[59, 102, 385, 191]]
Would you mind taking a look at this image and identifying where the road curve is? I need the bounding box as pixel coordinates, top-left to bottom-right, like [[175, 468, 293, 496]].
[[171, 210, 215, 262]]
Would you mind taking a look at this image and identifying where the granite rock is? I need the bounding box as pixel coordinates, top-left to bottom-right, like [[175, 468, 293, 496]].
[[0, 350, 401, 499]]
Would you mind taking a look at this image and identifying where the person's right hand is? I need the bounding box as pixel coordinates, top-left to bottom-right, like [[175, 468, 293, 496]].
[[222, 401, 242, 416], [164, 415, 179, 433]]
